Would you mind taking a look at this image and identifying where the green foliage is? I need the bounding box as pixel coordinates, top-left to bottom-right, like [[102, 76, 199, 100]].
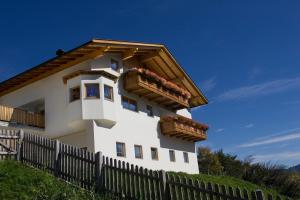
[[0, 160, 110, 200], [170, 171, 280, 197], [197, 147, 300, 199]]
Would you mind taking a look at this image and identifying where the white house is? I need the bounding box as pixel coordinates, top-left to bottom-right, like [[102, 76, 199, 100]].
[[0, 39, 208, 174]]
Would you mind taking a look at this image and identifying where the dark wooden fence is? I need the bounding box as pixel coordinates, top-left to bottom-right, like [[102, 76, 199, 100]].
[[0, 129, 290, 200]]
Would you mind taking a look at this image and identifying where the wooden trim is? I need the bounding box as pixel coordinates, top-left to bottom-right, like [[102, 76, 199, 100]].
[[63, 70, 118, 84]]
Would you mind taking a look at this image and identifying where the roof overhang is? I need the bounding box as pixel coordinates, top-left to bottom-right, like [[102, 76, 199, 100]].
[[0, 39, 208, 107]]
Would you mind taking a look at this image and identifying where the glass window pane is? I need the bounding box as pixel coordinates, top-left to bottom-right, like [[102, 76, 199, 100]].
[[169, 150, 175, 162], [151, 147, 158, 160], [85, 84, 99, 98], [146, 105, 153, 116], [134, 145, 143, 159], [104, 85, 113, 101], [111, 59, 119, 71], [183, 152, 189, 163]]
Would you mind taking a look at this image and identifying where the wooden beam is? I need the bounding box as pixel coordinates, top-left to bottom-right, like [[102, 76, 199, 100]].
[[139, 50, 161, 63], [0, 48, 107, 96], [122, 48, 139, 61]]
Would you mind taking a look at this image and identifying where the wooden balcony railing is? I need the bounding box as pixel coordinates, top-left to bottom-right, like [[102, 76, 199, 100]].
[[0, 105, 45, 128], [160, 115, 208, 142], [123, 68, 192, 110]]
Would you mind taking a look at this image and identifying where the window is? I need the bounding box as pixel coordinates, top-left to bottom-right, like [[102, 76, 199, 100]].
[[134, 145, 143, 159], [151, 147, 158, 160], [110, 59, 119, 71], [85, 83, 100, 98], [116, 142, 126, 157], [146, 105, 153, 117], [122, 96, 138, 112], [104, 85, 114, 101], [169, 150, 176, 162], [70, 86, 80, 102], [183, 152, 189, 163]]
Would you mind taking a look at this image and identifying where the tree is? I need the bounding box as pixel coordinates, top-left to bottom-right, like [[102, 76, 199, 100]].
[[197, 147, 222, 175]]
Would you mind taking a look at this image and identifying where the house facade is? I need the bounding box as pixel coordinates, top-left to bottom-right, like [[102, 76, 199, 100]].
[[0, 39, 208, 174]]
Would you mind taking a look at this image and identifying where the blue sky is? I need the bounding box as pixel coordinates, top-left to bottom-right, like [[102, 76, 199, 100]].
[[0, 1, 300, 167]]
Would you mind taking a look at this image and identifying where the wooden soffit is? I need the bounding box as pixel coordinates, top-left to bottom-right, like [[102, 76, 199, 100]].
[[0, 39, 208, 107]]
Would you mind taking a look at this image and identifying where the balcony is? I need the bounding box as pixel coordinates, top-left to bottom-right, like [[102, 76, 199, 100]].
[[123, 68, 191, 110], [0, 105, 45, 128], [159, 115, 208, 142]]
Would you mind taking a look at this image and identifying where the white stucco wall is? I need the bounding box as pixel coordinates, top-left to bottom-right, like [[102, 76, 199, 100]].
[[0, 53, 200, 174]]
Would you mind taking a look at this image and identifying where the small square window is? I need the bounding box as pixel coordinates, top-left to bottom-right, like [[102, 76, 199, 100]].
[[110, 59, 119, 71], [146, 105, 153, 117], [134, 145, 143, 159], [85, 83, 100, 98], [122, 96, 138, 112], [183, 152, 189, 163], [70, 86, 80, 102], [104, 85, 114, 101], [169, 150, 176, 162], [151, 147, 158, 160], [116, 142, 126, 157]]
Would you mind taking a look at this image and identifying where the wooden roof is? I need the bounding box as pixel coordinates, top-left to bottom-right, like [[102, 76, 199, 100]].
[[0, 39, 208, 107]]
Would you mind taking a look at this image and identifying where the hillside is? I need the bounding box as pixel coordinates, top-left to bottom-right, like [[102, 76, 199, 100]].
[[0, 160, 109, 200], [289, 164, 300, 172]]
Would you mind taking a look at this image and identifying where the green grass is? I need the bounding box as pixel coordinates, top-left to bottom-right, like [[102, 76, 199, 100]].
[[0, 160, 110, 200], [170, 172, 282, 198]]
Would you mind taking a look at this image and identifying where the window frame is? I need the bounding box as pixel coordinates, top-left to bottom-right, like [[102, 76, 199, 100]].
[[183, 152, 189, 163], [104, 84, 114, 101], [69, 86, 81, 102], [121, 96, 138, 112], [146, 105, 154, 117], [169, 150, 176, 162], [110, 59, 119, 71], [134, 145, 143, 159], [116, 142, 126, 157], [151, 147, 159, 160], [85, 83, 100, 99]]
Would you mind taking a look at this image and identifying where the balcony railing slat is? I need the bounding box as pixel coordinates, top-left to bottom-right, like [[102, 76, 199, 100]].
[[0, 105, 44, 128]]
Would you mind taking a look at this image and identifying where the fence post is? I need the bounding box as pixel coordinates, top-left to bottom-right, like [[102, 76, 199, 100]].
[[95, 151, 103, 193], [256, 190, 265, 200], [54, 140, 60, 177], [16, 129, 24, 161], [159, 170, 170, 200]]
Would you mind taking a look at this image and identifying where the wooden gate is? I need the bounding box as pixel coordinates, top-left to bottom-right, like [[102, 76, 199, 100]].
[[0, 128, 20, 160]]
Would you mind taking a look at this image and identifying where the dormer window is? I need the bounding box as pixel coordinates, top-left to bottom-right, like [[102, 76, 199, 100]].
[[85, 83, 100, 99], [110, 59, 119, 71]]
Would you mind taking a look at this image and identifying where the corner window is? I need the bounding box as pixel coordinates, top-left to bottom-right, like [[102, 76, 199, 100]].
[[146, 105, 153, 117], [134, 145, 143, 159], [116, 142, 126, 157], [110, 59, 119, 71], [183, 152, 189, 163], [151, 147, 158, 160], [70, 86, 80, 102], [169, 150, 176, 162], [85, 83, 100, 99], [104, 85, 114, 101], [122, 96, 138, 112]]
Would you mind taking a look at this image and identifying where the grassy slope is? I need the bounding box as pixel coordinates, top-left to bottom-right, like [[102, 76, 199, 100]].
[[0, 160, 108, 200], [0, 160, 283, 199], [171, 172, 281, 197]]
